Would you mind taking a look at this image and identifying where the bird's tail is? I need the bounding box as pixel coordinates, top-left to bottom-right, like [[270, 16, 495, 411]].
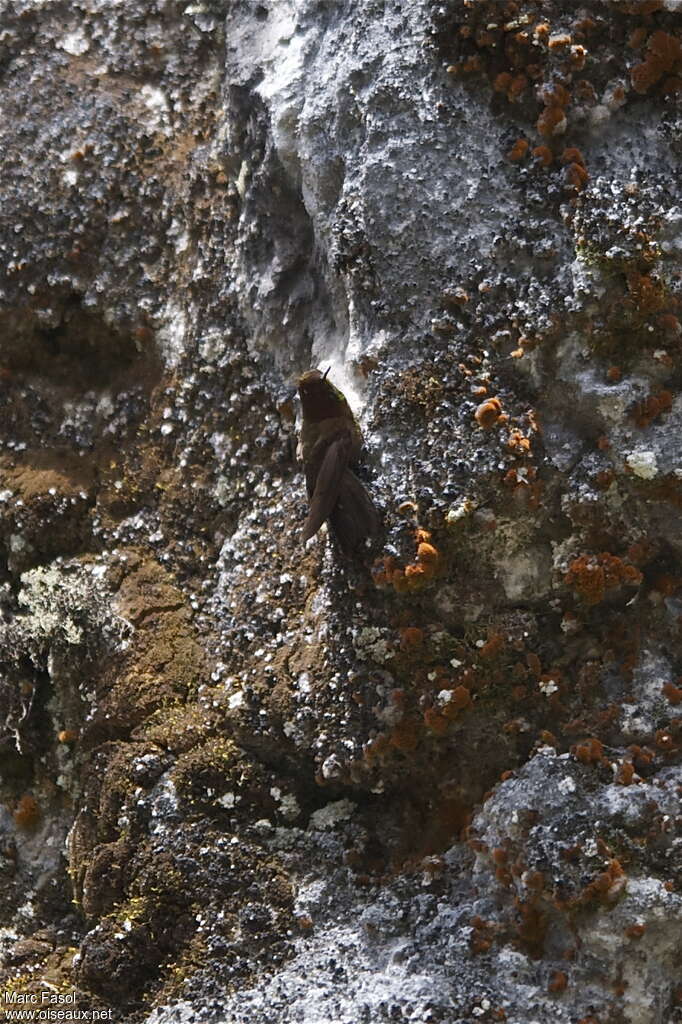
[[329, 469, 381, 556]]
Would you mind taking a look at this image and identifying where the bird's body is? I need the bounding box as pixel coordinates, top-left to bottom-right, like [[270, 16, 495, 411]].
[[298, 369, 380, 555]]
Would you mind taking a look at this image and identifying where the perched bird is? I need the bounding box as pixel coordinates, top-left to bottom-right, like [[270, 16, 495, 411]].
[[298, 368, 381, 555]]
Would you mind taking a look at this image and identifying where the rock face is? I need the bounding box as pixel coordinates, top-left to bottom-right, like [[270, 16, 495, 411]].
[[0, 0, 681, 1021]]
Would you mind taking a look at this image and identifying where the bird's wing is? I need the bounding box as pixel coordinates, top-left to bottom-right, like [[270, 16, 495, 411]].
[[302, 432, 352, 542]]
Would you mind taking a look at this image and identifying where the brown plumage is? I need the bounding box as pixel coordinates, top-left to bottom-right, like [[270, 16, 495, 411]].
[[298, 369, 381, 555]]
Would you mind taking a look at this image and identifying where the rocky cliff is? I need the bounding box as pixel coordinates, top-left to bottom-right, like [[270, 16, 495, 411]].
[[0, 1, 681, 1022]]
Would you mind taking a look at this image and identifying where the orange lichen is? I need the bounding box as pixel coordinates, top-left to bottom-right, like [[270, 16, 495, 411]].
[[508, 74, 528, 100], [540, 81, 570, 108], [575, 79, 597, 103], [405, 563, 426, 583], [606, 365, 621, 382], [502, 465, 542, 509], [631, 389, 672, 427], [424, 707, 449, 736], [572, 14, 597, 35], [447, 54, 483, 76], [475, 397, 503, 428], [624, 923, 646, 939], [572, 737, 604, 765], [631, 30, 682, 94], [655, 728, 676, 751], [507, 428, 531, 454], [417, 542, 438, 564], [375, 529, 440, 593], [537, 105, 566, 137], [470, 915, 494, 954], [564, 162, 588, 191], [594, 469, 614, 490], [479, 634, 505, 660], [548, 970, 568, 994], [57, 729, 78, 744], [581, 858, 625, 904], [409, 532, 440, 583], [532, 145, 553, 167], [565, 553, 643, 605], [626, 271, 667, 312], [616, 761, 636, 786], [525, 871, 545, 892], [561, 146, 585, 167], [508, 138, 529, 162], [569, 45, 587, 71], [626, 58, 663, 93], [371, 555, 398, 588], [629, 27, 648, 50], [651, 29, 682, 63], [443, 686, 472, 717], [13, 794, 41, 829], [363, 733, 390, 761], [400, 626, 424, 649], [629, 744, 654, 768], [391, 570, 410, 593], [663, 682, 682, 705], [389, 717, 419, 752]]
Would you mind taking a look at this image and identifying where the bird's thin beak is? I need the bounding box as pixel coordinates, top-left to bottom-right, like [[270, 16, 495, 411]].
[[322, 366, 331, 380]]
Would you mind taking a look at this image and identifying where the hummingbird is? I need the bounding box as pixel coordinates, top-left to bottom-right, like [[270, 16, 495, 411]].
[[298, 368, 381, 555]]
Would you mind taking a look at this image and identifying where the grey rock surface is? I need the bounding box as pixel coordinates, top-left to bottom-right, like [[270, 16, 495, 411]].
[[0, 1, 681, 1022]]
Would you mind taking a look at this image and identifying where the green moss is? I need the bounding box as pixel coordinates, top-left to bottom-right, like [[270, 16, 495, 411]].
[[171, 736, 273, 817], [139, 704, 212, 754]]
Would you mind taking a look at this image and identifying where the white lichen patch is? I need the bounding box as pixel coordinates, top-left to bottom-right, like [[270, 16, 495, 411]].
[[352, 626, 393, 664], [270, 787, 300, 821], [445, 496, 477, 527], [12, 563, 119, 650], [498, 548, 551, 602], [198, 328, 227, 364], [58, 28, 90, 56], [308, 799, 356, 831], [155, 301, 189, 369], [139, 85, 171, 133], [626, 449, 658, 479]]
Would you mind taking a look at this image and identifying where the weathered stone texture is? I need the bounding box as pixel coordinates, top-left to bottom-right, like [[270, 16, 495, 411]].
[[0, 1, 681, 1022]]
